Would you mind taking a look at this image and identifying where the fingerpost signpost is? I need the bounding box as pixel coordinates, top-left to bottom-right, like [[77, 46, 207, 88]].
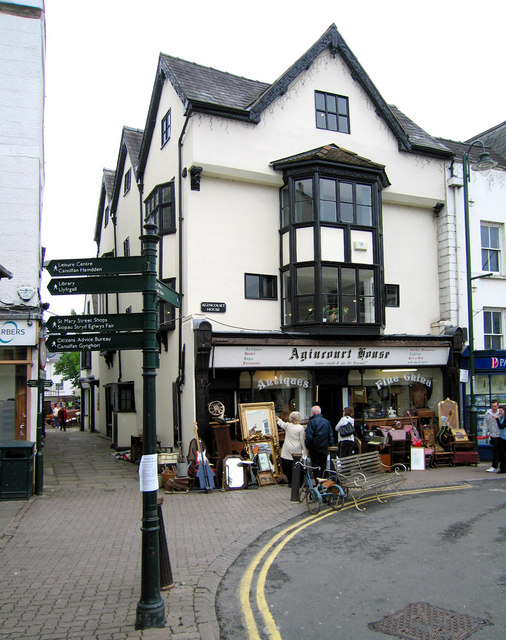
[[45, 222, 179, 630]]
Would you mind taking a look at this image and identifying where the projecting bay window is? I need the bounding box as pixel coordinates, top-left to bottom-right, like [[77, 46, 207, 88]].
[[144, 181, 175, 234], [276, 156, 388, 335]]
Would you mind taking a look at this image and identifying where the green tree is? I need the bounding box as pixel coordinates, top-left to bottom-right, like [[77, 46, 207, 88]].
[[54, 352, 81, 388]]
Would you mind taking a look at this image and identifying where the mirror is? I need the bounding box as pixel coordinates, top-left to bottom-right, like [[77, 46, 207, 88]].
[[238, 402, 279, 447], [223, 456, 246, 490], [247, 439, 280, 476]]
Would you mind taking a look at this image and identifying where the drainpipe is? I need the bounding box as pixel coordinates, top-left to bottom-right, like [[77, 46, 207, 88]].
[[111, 210, 122, 382], [175, 105, 193, 449]]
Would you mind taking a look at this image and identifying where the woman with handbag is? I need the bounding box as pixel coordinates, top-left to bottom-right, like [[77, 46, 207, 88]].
[[335, 407, 356, 458], [276, 411, 306, 486]]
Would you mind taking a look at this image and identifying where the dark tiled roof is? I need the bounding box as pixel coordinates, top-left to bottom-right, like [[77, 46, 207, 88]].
[[102, 168, 115, 200], [388, 106, 452, 156], [272, 144, 386, 170], [159, 54, 269, 111], [123, 127, 143, 172], [466, 121, 506, 162], [437, 137, 506, 170]]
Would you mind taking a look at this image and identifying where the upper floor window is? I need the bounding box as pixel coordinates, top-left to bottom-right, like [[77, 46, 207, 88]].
[[245, 274, 277, 300], [124, 168, 131, 195], [81, 350, 91, 370], [145, 181, 175, 234], [161, 109, 171, 147], [158, 277, 176, 331], [385, 284, 400, 307], [104, 206, 109, 229], [123, 237, 130, 257], [277, 160, 388, 334], [484, 310, 503, 349], [315, 91, 350, 134], [481, 223, 500, 272]]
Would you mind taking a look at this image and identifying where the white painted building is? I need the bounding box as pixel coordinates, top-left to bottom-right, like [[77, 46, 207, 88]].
[[83, 25, 471, 455], [439, 136, 506, 430], [0, 1, 45, 446]]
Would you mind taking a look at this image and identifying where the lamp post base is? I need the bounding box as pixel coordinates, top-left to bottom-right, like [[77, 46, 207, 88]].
[[135, 599, 165, 630]]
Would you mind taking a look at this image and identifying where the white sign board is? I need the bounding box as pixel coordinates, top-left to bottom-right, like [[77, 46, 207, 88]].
[[410, 447, 426, 471], [0, 319, 37, 346], [213, 345, 450, 369]]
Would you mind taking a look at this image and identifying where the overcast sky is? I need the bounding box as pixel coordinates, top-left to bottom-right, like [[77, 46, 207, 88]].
[[41, 0, 505, 315]]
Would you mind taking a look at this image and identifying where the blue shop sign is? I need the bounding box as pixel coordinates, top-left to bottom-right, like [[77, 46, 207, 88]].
[[460, 348, 506, 372]]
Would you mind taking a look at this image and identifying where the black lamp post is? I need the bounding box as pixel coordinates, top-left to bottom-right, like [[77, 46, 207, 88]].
[[461, 140, 497, 442]]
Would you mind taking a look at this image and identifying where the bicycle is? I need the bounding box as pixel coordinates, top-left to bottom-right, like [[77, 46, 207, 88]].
[[295, 460, 345, 515]]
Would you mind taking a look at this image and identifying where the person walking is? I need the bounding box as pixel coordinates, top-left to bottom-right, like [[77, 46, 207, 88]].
[[335, 406, 356, 458], [305, 405, 334, 479], [496, 405, 506, 474], [52, 403, 60, 429], [483, 399, 501, 472], [57, 403, 67, 432], [276, 411, 306, 486]]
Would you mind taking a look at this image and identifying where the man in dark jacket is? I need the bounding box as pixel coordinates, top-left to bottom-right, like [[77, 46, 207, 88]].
[[305, 405, 334, 479]]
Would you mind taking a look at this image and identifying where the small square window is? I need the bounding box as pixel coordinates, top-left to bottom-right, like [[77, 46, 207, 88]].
[[315, 91, 349, 133], [117, 383, 135, 412], [161, 109, 171, 147], [124, 168, 131, 195], [385, 284, 400, 307], [245, 274, 277, 300]]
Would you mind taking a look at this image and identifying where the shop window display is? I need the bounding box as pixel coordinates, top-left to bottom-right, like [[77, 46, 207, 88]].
[[239, 370, 313, 421]]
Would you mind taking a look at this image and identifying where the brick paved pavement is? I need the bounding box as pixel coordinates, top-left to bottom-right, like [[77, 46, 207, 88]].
[[1, 428, 504, 639]]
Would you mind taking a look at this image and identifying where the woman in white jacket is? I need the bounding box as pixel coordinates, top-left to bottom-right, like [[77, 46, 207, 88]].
[[276, 411, 306, 485]]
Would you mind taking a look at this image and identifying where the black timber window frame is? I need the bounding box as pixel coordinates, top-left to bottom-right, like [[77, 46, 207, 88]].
[[245, 273, 277, 300], [161, 108, 171, 147], [123, 168, 132, 195], [279, 165, 386, 335], [104, 205, 109, 229], [144, 181, 176, 235], [117, 382, 135, 412], [81, 350, 91, 370], [385, 284, 400, 307], [158, 277, 176, 331], [315, 90, 350, 134], [123, 237, 130, 257]]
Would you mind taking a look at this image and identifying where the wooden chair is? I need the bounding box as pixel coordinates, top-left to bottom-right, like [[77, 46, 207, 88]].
[[421, 425, 453, 467]]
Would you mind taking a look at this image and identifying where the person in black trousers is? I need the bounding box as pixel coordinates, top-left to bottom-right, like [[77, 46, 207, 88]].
[[305, 405, 334, 479]]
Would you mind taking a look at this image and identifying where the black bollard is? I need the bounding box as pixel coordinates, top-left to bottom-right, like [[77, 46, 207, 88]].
[[157, 498, 174, 590], [290, 454, 302, 502]]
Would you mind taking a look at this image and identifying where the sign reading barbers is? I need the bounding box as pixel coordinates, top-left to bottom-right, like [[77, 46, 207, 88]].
[[213, 345, 450, 368]]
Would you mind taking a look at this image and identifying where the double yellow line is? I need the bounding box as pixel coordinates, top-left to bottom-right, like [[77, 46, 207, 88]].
[[239, 484, 471, 640]]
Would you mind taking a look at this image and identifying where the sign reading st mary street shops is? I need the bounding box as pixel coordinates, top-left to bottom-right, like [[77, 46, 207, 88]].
[[45, 256, 146, 276], [46, 332, 144, 352], [46, 313, 144, 334]]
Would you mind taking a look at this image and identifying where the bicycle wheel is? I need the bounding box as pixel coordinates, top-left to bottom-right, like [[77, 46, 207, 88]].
[[328, 485, 345, 511], [306, 488, 321, 515]]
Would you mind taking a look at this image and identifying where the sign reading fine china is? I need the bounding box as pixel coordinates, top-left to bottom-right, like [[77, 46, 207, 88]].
[[213, 345, 450, 368]]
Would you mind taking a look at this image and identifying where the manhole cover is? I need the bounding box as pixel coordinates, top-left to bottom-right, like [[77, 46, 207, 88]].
[[369, 602, 487, 640]]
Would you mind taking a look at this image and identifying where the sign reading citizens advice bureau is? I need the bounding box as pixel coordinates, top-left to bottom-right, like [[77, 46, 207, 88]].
[[46, 333, 144, 352]]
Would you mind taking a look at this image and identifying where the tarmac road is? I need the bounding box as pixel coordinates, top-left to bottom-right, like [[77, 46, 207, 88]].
[[217, 483, 506, 640]]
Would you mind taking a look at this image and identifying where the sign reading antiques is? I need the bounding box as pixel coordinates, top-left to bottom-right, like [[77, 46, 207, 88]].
[[213, 345, 450, 368]]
